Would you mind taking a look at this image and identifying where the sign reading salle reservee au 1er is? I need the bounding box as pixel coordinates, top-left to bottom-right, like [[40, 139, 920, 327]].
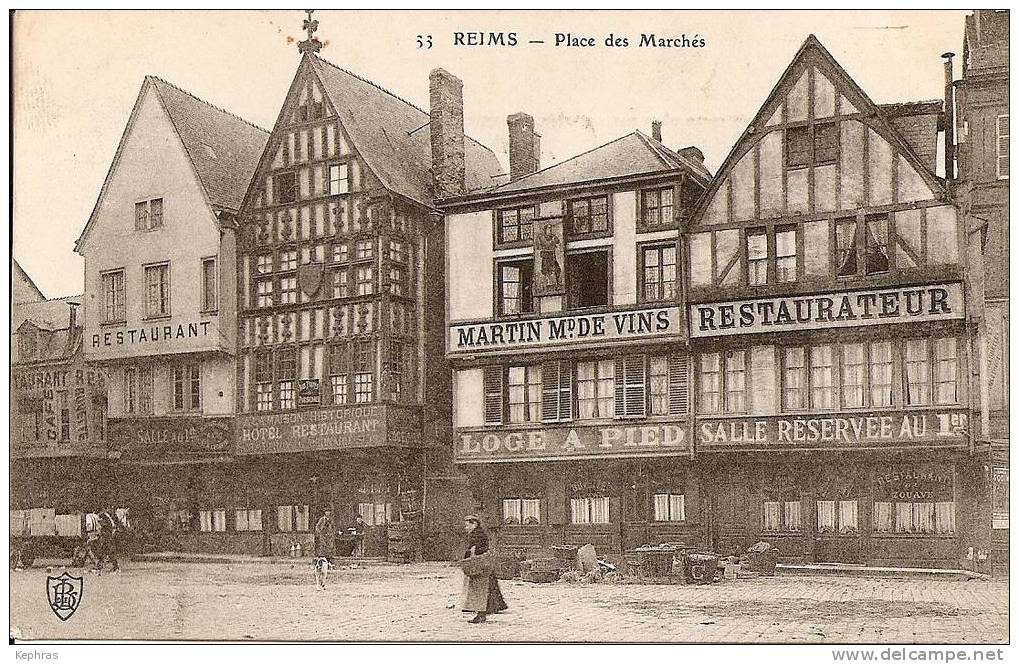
[[690, 283, 964, 338], [449, 306, 683, 354]]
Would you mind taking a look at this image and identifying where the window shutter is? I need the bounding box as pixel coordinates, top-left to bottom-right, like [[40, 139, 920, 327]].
[[483, 366, 503, 425], [558, 361, 572, 421], [668, 353, 689, 415], [542, 362, 562, 422], [617, 354, 646, 417]]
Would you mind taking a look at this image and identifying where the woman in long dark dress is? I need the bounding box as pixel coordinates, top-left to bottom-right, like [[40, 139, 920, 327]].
[[461, 515, 507, 624]]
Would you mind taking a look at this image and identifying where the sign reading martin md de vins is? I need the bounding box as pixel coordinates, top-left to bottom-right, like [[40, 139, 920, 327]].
[[690, 283, 964, 338], [449, 306, 683, 354], [455, 423, 690, 462]]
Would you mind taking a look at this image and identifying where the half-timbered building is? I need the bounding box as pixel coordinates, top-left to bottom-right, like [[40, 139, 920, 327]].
[[443, 120, 709, 560], [233, 42, 503, 557], [685, 35, 978, 567]]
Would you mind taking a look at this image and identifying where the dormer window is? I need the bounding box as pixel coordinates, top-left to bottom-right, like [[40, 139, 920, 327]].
[[19, 327, 36, 360], [786, 122, 838, 168], [135, 198, 163, 231]]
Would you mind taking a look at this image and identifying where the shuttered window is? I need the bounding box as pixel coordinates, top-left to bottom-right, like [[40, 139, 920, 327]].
[[614, 355, 646, 418], [667, 353, 689, 415], [541, 362, 572, 422], [483, 366, 503, 425]]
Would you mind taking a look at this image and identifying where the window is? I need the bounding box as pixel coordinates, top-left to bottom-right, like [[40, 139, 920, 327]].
[[934, 338, 958, 405], [328, 163, 349, 195], [134, 198, 163, 231], [653, 493, 686, 522], [256, 254, 273, 274], [254, 351, 273, 411], [354, 341, 374, 403], [329, 344, 349, 405], [841, 343, 866, 408], [356, 266, 374, 296], [905, 339, 931, 406], [642, 244, 677, 302], [838, 215, 889, 277], [566, 251, 609, 309], [389, 240, 406, 264], [498, 206, 536, 244], [567, 195, 609, 235], [144, 263, 170, 318], [870, 341, 894, 407], [56, 391, 70, 442], [762, 487, 801, 532], [388, 267, 405, 296], [235, 509, 263, 532], [138, 366, 154, 415], [173, 363, 201, 412], [280, 276, 297, 304], [358, 502, 394, 527], [836, 218, 858, 277], [483, 366, 504, 425], [864, 215, 889, 275], [507, 365, 542, 423], [277, 348, 297, 409], [786, 123, 837, 167], [332, 243, 349, 264], [997, 115, 1009, 179], [502, 498, 541, 525], [576, 360, 613, 419], [386, 341, 406, 402], [277, 505, 310, 532], [275, 172, 297, 204], [874, 501, 955, 535], [280, 249, 298, 271], [783, 347, 807, 410], [332, 269, 349, 298], [614, 354, 646, 418], [775, 227, 797, 282], [497, 260, 534, 315], [199, 509, 227, 533], [355, 239, 374, 260], [201, 258, 217, 311], [698, 350, 746, 414], [640, 187, 674, 227], [810, 345, 835, 409], [256, 279, 273, 308], [816, 500, 859, 534], [101, 270, 126, 323], [570, 497, 610, 524], [541, 361, 573, 422], [747, 229, 768, 286], [124, 367, 137, 414]]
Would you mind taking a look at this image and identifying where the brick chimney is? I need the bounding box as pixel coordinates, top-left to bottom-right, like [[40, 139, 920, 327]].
[[508, 113, 540, 181], [942, 52, 955, 181], [429, 68, 466, 199], [651, 120, 663, 142]]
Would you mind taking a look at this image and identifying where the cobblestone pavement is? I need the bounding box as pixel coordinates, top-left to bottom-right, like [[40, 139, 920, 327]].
[[10, 561, 1008, 643]]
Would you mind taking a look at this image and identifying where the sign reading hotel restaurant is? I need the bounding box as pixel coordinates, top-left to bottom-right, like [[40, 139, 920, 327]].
[[236, 404, 421, 455], [454, 423, 691, 463], [449, 306, 683, 354], [697, 409, 968, 451], [690, 283, 964, 338]]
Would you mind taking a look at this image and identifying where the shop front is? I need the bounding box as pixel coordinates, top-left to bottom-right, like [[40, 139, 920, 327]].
[[456, 421, 700, 563]]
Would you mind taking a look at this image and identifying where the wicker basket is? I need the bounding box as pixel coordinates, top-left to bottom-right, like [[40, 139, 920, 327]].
[[454, 552, 498, 577]]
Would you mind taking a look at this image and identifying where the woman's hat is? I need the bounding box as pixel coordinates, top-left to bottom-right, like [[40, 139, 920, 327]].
[[464, 514, 481, 523]]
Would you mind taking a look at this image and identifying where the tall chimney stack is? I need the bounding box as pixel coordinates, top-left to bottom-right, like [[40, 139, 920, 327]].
[[508, 113, 540, 181], [942, 52, 955, 181], [651, 120, 663, 142], [430, 68, 466, 199]]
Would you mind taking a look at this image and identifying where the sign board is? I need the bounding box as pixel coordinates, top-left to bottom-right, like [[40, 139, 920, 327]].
[[696, 409, 968, 451], [690, 283, 964, 338], [449, 305, 683, 355], [111, 417, 232, 462], [236, 404, 421, 455], [11, 362, 106, 458], [454, 422, 691, 463], [874, 464, 954, 502], [298, 379, 321, 407]]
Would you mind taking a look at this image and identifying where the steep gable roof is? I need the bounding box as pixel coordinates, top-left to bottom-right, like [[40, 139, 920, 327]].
[[479, 131, 711, 197], [12, 294, 80, 332], [308, 55, 504, 207], [76, 76, 269, 251], [691, 34, 945, 223], [12, 259, 45, 303]]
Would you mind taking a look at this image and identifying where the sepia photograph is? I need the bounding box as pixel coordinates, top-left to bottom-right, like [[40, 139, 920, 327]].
[[7, 7, 1011, 653]]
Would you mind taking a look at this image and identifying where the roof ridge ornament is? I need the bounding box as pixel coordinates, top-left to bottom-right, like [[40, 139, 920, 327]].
[[298, 9, 323, 55]]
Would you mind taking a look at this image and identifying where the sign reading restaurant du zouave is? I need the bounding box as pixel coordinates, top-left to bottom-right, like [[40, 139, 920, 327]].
[[449, 306, 683, 354], [697, 409, 968, 451], [236, 404, 421, 455], [455, 423, 691, 463], [690, 283, 964, 338]]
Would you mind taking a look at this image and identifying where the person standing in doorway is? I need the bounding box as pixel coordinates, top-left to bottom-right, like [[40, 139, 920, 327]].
[[352, 514, 368, 557], [460, 515, 507, 624]]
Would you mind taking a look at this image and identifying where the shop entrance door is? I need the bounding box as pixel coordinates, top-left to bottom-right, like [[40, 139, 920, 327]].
[[710, 467, 751, 555]]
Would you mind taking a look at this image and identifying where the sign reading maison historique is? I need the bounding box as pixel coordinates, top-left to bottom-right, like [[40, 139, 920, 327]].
[[236, 404, 421, 455], [454, 423, 692, 463], [690, 283, 964, 338], [449, 305, 683, 354]]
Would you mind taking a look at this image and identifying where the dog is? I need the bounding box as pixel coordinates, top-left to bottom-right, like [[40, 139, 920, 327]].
[[313, 556, 333, 590]]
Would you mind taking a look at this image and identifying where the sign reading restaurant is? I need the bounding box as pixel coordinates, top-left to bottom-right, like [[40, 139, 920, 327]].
[[455, 422, 692, 463], [690, 283, 964, 338], [449, 305, 683, 355], [697, 408, 968, 451]]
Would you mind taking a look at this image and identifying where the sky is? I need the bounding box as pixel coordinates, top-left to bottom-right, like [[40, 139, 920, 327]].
[[12, 9, 969, 298]]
